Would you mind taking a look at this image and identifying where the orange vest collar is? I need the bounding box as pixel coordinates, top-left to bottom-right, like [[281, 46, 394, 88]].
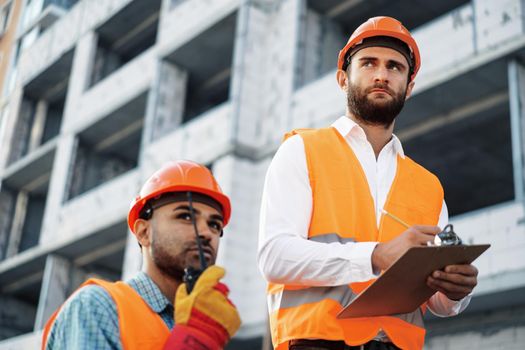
[[42, 278, 170, 350]]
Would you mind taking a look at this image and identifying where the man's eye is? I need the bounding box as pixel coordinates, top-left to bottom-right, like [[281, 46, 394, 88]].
[[209, 221, 223, 232], [388, 63, 403, 71], [177, 213, 192, 221], [363, 61, 373, 67]]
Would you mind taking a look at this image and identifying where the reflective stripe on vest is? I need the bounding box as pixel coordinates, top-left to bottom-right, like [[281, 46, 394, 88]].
[[269, 285, 424, 327], [269, 234, 358, 312], [269, 285, 356, 313], [268, 233, 424, 329], [269, 127, 443, 350], [310, 233, 357, 244]]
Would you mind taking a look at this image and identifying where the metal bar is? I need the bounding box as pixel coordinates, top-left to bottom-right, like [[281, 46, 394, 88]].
[[326, 0, 364, 19], [398, 91, 509, 141], [508, 60, 525, 203]]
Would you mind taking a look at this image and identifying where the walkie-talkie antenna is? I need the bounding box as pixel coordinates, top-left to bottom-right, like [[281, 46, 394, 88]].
[[187, 191, 207, 270], [183, 192, 207, 293]]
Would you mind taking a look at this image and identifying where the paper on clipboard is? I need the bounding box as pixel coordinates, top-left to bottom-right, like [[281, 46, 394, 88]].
[[337, 244, 490, 319]]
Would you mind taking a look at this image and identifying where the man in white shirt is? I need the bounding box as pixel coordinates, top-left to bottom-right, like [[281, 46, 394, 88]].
[[258, 16, 479, 350]]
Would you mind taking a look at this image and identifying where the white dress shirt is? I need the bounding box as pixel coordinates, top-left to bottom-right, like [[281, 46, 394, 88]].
[[258, 116, 470, 317]]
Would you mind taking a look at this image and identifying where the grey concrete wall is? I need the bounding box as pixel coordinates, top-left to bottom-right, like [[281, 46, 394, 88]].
[[149, 61, 188, 140], [426, 305, 525, 350], [1, 0, 525, 348]]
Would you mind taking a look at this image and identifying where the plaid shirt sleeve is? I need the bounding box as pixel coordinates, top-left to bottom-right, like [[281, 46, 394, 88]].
[[45, 285, 122, 350]]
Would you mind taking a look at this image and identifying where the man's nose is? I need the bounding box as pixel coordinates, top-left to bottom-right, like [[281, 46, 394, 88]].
[[374, 65, 389, 83], [196, 218, 213, 240]]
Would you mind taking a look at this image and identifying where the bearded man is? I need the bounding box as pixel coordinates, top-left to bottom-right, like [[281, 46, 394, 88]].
[[42, 160, 241, 350], [258, 17, 478, 350]]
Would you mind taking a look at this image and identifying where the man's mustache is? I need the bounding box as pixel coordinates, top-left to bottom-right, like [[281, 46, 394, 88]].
[[184, 240, 215, 257], [366, 83, 395, 96]]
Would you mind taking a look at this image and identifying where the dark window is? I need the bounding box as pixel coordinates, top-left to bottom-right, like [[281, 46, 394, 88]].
[[89, 0, 161, 87], [404, 104, 514, 216], [165, 12, 236, 124], [67, 92, 147, 200]]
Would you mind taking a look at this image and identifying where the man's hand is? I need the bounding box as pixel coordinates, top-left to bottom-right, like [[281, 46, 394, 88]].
[[372, 225, 441, 271], [163, 265, 241, 349], [427, 264, 478, 301]]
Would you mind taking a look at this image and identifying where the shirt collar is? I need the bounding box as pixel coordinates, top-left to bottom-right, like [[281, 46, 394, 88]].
[[331, 115, 405, 158], [127, 271, 173, 313]]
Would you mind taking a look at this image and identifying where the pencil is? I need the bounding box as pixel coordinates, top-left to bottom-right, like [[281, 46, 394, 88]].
[[381, 209, 410, 228]]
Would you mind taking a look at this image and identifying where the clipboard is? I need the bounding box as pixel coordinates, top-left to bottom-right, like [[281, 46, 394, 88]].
[[337, 244, 490, 319]]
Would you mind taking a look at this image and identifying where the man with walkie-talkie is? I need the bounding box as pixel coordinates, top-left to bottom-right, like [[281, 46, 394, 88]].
[[42, 160, 241, 350]]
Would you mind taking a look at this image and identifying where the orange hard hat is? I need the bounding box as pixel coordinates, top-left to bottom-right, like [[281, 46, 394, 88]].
[[127, 160, 231, 233], [337, 16, 421, 82]]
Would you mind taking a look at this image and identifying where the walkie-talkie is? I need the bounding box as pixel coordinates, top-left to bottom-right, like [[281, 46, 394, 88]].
[[183, 191, 208, 293]]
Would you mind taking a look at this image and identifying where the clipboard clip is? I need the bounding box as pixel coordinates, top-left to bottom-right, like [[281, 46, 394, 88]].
[[381, 210, 463, 247], [431, 224, 463, 246]]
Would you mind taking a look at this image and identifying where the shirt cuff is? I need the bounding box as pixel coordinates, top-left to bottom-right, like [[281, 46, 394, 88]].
[[428, 292, 472, 317], [344, 242, 379, 282]]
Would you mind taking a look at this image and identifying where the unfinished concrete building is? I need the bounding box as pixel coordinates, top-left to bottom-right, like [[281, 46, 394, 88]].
[[0, 0, 524, 349]]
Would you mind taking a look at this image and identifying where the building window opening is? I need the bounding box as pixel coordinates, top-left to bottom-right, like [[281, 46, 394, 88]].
[[165, 12, 237, 124], [89, 0, 161, 87], [67, 92, 147, 200]]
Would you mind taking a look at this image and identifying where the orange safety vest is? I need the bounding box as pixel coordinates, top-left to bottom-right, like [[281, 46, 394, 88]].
[[41, 278, 170, 350], [268, 128, 443, 350]]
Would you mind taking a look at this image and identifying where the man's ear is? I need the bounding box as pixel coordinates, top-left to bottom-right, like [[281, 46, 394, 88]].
[[134, 219, 151, 247], [336, 69, 349, 92], [405, 80, 415, 100]]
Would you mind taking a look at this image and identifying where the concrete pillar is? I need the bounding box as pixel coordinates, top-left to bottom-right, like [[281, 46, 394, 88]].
[[27, 100, 48, 152], [295, 5, 344, 88], [211, 155, 270, 338], [38, 134, 77, 245], [508, 60, 525, 203], [62, 31, 98, 133], [0, 88, 22, 169], [296, 6, 322, 87], [147, 61, 188, 142], [5, 191, 28, 258], [34, 254, 87, 330], [231, 0, 302, 158]]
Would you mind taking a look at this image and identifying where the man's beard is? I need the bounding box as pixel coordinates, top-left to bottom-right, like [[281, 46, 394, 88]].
[[347, 81, 407, 127], [150, 231, 216, 281]]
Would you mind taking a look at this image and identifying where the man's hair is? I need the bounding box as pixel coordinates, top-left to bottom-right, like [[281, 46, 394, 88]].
[[344, 36, 414, 81], [138, 192, 223, 220]]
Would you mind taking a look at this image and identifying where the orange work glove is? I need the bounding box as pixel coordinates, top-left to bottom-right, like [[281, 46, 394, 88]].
[[162, 265, 241, 350]]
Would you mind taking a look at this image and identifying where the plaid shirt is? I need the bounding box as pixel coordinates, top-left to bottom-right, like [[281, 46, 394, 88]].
[[45, 271, 175, 349]]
